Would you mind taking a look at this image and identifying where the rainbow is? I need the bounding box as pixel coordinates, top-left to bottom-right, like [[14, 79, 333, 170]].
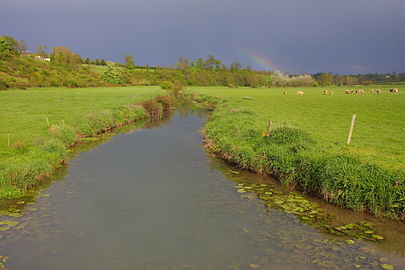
[[234, 47, 282, 71]]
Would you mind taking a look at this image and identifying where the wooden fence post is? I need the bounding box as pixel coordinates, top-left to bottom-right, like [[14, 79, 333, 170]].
[[267, 120, 273, 136], [347, 114, 356, 145]]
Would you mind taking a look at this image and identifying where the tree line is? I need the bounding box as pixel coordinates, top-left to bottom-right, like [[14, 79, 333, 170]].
[[1, 35, 404, 90]]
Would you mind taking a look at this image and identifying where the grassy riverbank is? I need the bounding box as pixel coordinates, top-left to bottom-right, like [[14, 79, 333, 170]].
[[0, 86, 169, 199], [191, 86, 405, 219]]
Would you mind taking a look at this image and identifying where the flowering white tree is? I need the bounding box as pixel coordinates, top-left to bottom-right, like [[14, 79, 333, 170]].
[[271, 70, 315, 87]]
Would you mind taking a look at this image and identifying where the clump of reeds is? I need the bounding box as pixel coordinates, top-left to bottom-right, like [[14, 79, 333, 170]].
[[141, 99, 163, 120], [49, 123, 78, 146]]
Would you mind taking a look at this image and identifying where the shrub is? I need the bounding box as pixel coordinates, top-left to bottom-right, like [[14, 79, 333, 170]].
[[160, 81, 174, 90], [102, 62, 125, 84], [70, 79, 79, 88], [0, 79, 8, 90]]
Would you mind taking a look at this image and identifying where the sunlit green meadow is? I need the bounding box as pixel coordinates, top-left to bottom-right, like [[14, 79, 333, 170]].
[[190, 85, 404, 218], [191, 85, 404, 170], [0, 86, 162, 159]]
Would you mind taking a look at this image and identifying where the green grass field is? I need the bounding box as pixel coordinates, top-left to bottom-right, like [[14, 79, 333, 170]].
[[192, 85, 404, 170], [190, 85, 404, 219], [0, 86, 162, 159]]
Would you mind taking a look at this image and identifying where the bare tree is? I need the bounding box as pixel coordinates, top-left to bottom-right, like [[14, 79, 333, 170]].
[[176, 56, 190, 70]]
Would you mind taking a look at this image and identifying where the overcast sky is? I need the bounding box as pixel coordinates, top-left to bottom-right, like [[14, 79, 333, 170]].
[[1, 0, 405, 74]]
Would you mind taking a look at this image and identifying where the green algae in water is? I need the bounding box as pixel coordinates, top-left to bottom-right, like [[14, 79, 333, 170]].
[[372, 235, 384, 240], [0, 220, 19, 232], [6, 212, 22, 218], [234, 181, 384, 243], [381, 264, 394, 270]]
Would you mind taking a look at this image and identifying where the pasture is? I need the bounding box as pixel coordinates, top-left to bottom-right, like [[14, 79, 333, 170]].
[[192, 85, 404, 171], [0, 86, 162, 160], [192, 85, 404, 218]]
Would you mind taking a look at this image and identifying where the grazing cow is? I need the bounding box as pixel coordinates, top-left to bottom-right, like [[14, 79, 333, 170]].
[[323, 90, 329, 95], [358, 90, 365, 94], [375, 89, 381, 94], [296, 91, 304, 96], [345, 89, 351, 94], [389, 88, 399, 93]]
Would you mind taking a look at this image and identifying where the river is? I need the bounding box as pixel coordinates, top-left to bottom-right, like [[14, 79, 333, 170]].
[[0, 108, 404, 269]]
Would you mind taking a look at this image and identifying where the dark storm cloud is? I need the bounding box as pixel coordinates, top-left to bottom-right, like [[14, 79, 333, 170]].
[[1, 0, 404, 73]]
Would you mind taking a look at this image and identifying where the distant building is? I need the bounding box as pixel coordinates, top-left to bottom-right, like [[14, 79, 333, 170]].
[[34, 55, 50, 61]]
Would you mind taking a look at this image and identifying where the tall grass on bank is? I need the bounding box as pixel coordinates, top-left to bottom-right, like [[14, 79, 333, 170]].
[[0, 92, 173, 199], [195, 87, 404, 220]]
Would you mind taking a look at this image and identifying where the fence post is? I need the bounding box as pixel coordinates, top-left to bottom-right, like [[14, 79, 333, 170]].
[[267, 120, 273, 136], [347, 114, 356, 145]]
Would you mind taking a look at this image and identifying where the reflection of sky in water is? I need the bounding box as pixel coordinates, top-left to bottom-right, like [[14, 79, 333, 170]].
[[0, 110, 404, 270]]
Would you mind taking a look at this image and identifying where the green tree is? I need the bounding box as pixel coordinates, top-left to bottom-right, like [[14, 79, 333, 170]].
[[95, 59, 100, 65], [215, 59, 222, 71], [230, 62, 242, 72], [206, 55, 217, 70], [196, 58, 206, 70], [100, 59, 106, 65], [84, 57, 91, 64], [0, 37, 13, 60], [334, 75, 345, 86], [1, 35, 18, 52], [345, 76, 358, 86], [0, 37, 12, 53], [50, 46, 82, 65], [318, 73, 333, 86]]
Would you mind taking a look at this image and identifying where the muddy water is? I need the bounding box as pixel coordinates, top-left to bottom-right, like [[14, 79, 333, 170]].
[[0, 109, 404, 270]]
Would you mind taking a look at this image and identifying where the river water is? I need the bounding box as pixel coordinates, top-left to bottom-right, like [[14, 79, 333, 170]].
[[0, 108, 404, 269]]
